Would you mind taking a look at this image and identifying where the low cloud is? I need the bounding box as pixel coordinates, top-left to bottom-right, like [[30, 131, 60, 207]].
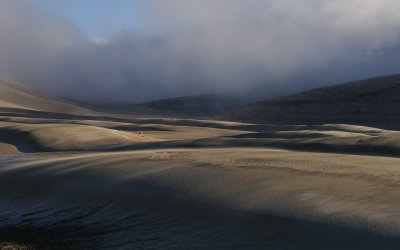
[[1, 0, 400, 103]]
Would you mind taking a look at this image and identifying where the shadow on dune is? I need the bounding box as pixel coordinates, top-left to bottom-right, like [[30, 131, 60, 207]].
[[0, 129, 44, 153], [106, 136, 400, 158], [1, 199, 399, 250]]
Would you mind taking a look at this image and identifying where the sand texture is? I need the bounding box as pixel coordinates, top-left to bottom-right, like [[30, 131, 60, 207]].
[[1, 78, 400, 249]]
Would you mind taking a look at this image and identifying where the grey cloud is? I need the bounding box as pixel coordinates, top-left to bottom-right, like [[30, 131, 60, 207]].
[[1, 0, 400, 103]]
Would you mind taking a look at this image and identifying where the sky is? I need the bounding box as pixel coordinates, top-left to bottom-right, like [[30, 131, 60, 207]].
[[32, 0, 140, 38], [1, 0, 400, 103]]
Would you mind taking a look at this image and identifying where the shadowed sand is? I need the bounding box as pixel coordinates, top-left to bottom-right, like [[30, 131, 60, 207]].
[[2, 148, 400, 249], [3, 148, 400, 233], [1, 78, 400, 249]]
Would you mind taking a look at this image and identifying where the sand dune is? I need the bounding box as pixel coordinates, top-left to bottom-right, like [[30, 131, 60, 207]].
[[6, 148, 400, 233], [1, 77, 400, 248], [0, 143, 18, 154], [2, 112, 400, 157], [0, 77, 96, 115], [2, 148, 400, 249], [0, 122, 160, 152], [1, 107, 400, 248]]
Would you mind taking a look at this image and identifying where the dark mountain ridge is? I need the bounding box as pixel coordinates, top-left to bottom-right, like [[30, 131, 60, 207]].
[[222, 75, 400, 129]]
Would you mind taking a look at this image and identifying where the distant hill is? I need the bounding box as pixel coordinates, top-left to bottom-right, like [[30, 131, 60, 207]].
[[222, 75, 400, 129], [0, 77, 94, 115], [102, 94, 247, 117], [0, 76, 246, 118]]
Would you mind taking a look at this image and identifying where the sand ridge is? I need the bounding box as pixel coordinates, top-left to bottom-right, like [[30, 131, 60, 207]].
[[0, 77, 96, 116], [1, 77, 400, 248], [3, 148, 400, 237]]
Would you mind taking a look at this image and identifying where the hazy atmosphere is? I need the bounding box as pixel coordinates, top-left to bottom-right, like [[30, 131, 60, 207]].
[[2, 1, 400, 249], [1, 0, 400, 102]]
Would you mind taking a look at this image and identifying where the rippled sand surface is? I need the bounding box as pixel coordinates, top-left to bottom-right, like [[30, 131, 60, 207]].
[[1, 148, 400, 249], [1, 106, 400, 248]]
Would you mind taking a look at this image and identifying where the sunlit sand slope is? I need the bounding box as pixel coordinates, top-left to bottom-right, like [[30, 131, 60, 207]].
[[2, 114, 400, 157], [2, 149, 400, 238], [0, 122, 160, 152], [1, 76, 400, 248], [0, 77, 95, 115]]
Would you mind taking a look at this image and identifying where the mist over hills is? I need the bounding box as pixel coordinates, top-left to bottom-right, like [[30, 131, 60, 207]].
[[3, 1, 400, 248], [222, 75, 400, 129], [3, 74, 400, 130], [3, 74, 400, 248], [0, 76, 245, 118], [0, 77, 93, 115], [99, 94, 248, 117], [2, 0, 400, 103]]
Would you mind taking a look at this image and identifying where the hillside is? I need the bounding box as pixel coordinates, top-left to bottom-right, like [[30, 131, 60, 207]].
[[0, 77, 95, 115], [101, 94, 246, 117], [222, 75, 400, 129], [2, 75, 400, 248]]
